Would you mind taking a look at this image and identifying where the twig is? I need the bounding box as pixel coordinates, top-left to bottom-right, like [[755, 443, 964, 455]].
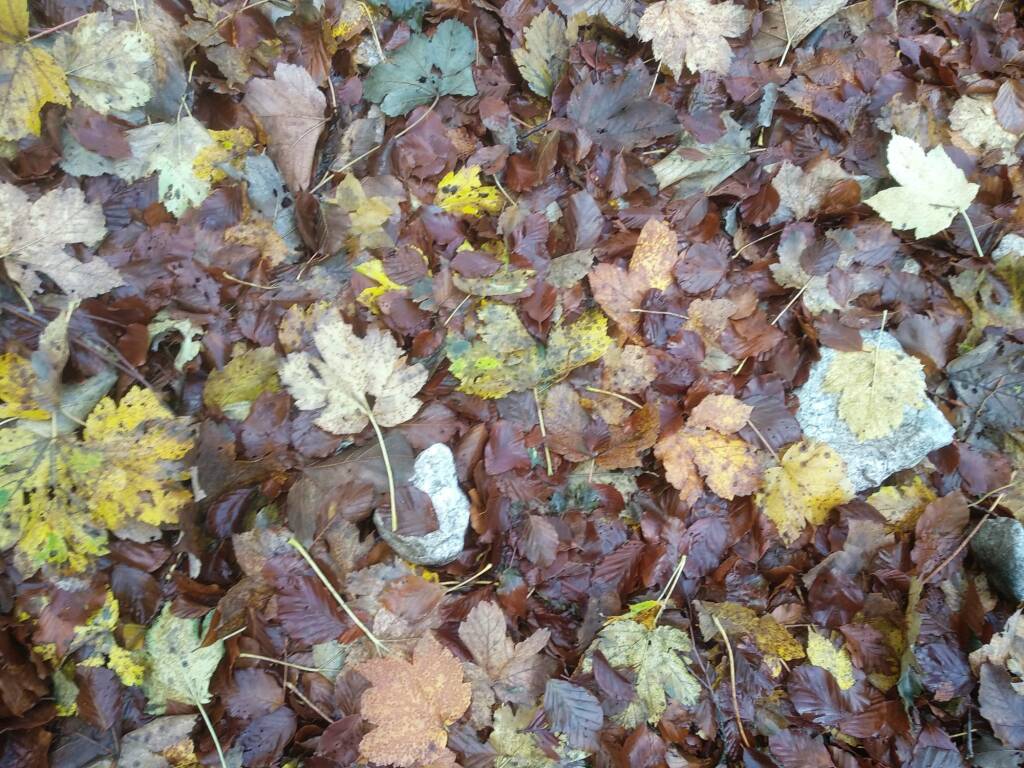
[[492, 174, 516, 207], [190, 686, 228, 768], [363, 409, 399, 531], [733, 228, 782, 259], [584, 386, 643, 410], [393, 94, 440, 141], [777, 0, 793, 67], [287, 538, 388, 654], [655, 554, 687, 624], [285, 681, 335, 723], [533, 388, 554, 476], [359, 2, 386, 63], [223, 272, 276, 290], [238, 653, 324, 673], [922, 495, 1004, 584], [771, 278, 810, 325], [712, 615, 751, 749], [443, 294, 472, 327], [630, 308, 688, 321], [960, 210, 986, 260], [444, 563, 493, 593], [745, 419, 779, 462], [25, 14, 86, 41]]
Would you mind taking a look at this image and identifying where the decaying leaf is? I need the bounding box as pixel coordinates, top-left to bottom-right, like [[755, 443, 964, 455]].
[[0, 181, 120, 298], [435, 166, 503, 217], [327, 174, 403, 250], [582, 618, 700, 726], [512, 10, 570, 98], [750, 0, 848, 62], [203, 346, 281, 420], [357, 632, 471, 767], [865, 135, 979, 238], [143, 604, 224, 714], [125, 117, 217, 217], [653, 114, 751, 195], [757, 440, 853, 544], [637, 0, 750, 78], [697, 601, 805, 675], [771, 157, 853, 221], [866, 477, 936, 530], [806, 629, 856, 690]]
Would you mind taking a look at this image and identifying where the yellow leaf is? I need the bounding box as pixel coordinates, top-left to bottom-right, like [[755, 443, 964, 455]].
[[356, 258, 407, 312], [866, 476, 936, 530], [696, 601, 804, 675], [225, 214, 290, 266], [193, 127, 255, 183], [822, 344, 926, 441], [328, 174, 402, 251], [0, 388, 193, 572], [203, 346, 280, 420], [0, 43, 70, 141], [108, 644, 146, 687], [435, 166, 503, 216], [806, 629, 856, 690], [687, 393, 751, 434], [0, 352, 48, 420], [758, 440, 854, 544], [0, 0, 29, 44]]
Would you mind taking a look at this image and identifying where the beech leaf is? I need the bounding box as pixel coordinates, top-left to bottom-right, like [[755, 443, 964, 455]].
[[543, 680, 603, 750]]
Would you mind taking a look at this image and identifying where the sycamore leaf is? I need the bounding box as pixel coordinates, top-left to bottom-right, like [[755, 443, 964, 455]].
[[0, 0, 70, 141], [0, 352, 48, 420], [822, 344, 926, 441], [0, 181, 121, 298], [0, 387, 193, 572], [458, 600, 552, 705], [357, 633, 471, 767], [363, 20, 476, 117], [696, 601, 805, 675], [125, 117, 216, 217], [512, 10, 570, 98], [553, 0, 641, 35], [750, 0, 848, 62], [757, 440, 854, 544], [279, 313, 428, 435], [52, 12, 155, 114], [446, 303, 611, 399], [866, 477, 936, 530], [435, 166, 503, 217], [203, 347, 281, 420], [807, 629, 856, 690], [637, 0, 750, 78], [582, 618, 700, 727], [143, 604, 224, 714], [243, 63, 326, 192], [589, 218, 679, 335], [865, 135, 979, 238], [328, 174, 403, 250]]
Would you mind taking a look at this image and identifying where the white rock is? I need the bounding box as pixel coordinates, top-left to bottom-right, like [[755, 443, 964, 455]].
[[373, 443, 470, 565]]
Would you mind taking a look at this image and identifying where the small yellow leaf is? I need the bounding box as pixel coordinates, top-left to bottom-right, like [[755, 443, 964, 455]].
[[806, 629, 856, 690], [435, 166, 503, 216], [0, 43, 70, 141], [328, 174, 402, 251], [866, 476, 936, 530], [628, 218, 678, 291], [697, 601, 804, 676], [758, 440, 854, 544], [193, 127, 255, 183], [356, 258, 407, 312], [822, 345, 926, 441], [0, 352, 48, 420], [203, 346, 280, 420]]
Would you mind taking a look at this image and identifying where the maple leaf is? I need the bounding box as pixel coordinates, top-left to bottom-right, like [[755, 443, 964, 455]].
[[458, 600, 552, 705], [822, 344, 926, 441], [582, 618, 700, 727], [589, 218, 679, 335], [124, 117, 217, 217], [446, 303, 611, 399], [0, 0, 70, 141], [696, 601, 805, 675], [512, 10, 570, 98], [637, 0, 750, 78], [51, 12, 155, 114], [203, 346, 281, 421], [363, 20, 477, 116], [654, 394, 761, 504], [0, 182, 121, 299], [0, 387, 193, 572], [807, 630, 856, 690], [243, 63, 326, 192], [434, 166, 503, 217], [757, 440, 853, 544], [357, 633, 471, 767], [865, 134, 979, 239], [143, 604, 225, 714], [750, 0, 848, 62]]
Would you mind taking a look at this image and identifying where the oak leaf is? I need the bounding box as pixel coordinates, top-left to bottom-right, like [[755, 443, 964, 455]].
[[143, 604, 224, 714], [512, 10, 570, 98], [637, 0, 750, 77], [357, 633, 471, 767], [757, 440, 854, 544], [697, 601, 805, 675], [279, 313, 428, 435], [434, 166, 503, 217], [822, 344, 926, 441], [0, 182, 121, 298], [865, 135, 979, 238], [243, 63, 326, 192]]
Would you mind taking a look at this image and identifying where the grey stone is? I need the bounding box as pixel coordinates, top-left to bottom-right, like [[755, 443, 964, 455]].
[[373, 443, 469, 565], [971, 517, 1024, 601], [795, 330, 955, 492]]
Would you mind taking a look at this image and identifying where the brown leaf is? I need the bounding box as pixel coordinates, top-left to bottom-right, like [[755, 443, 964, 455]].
[[994, 80, 1024, 135]]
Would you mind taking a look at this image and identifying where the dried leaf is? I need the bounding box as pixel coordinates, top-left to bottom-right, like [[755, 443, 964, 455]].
[[512, 10, 570, 98], [637, 0, 750, 77], [125, 117, 217, 217], [697, 601, 805, 675], [772, 158, 852, 221], [143, 604, 224, 714], [543, 679, 603, 750], [653, 114, 751, 195], [328, 174, 403, 249], [435, 166, 503, 217], [203, 347, 281, 420], [750, 0, 848, 62]]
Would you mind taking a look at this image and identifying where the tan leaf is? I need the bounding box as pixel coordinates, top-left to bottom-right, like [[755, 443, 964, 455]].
[[950, 94, 1022, 166], [750, 0, 848, 62], [512, 9, 570, 98], [637, 0, 751, 77], [684, 297, 736, 344], [685, 428, 762, 499], [598, 402, 660, 470], [357, 633, 471, 768], [687, 393, 751, 434], [542, 383, 592, 462], [0, 182, 121, 298], [243, 63, 326, 192], [654, 429, 704, 506], [771, 157, 852, 220], [629, 218, 679, 291], [279, 313, 428, 435]]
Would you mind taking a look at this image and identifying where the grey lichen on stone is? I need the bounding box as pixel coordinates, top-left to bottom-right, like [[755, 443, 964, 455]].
[[971, 517, 1024, 601], [795, 330, 954, 492], [373, 443, 469, 565]]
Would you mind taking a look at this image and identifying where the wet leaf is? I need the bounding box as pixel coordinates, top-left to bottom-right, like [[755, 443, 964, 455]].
[[512, 10, 570, 98]]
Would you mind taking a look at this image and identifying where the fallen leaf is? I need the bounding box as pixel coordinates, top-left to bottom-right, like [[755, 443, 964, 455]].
[[757, 440, 854, 544], [357, 633, 471, 767], [125, 117, 217, 217], [327, 174, 403, 249], [865, 135, 979, 238], [866, 476, 936, 530], [771, 158, 853, 221], [950, 94, 1022, 166], [513, 10, 570, 98], [544, 679, 603, 750], [653, 114, 751, 194], [807, 629, 856, 690], [243, 63, 327, 192], [697, 601, 805, 675], [687, 393, 752, 433], [553, 0, 642, 35], [435, 166, 503, 217], [0, 181, 120, 298], [203, 346, 281, 421], [143, 604, 224, 714], [637, 0, 750, 78], [750, 0, 848, 62]]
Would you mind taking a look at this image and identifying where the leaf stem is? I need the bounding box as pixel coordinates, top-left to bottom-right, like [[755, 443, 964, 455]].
[[584, 386, 643, 409], [287, 537, 389, 655], [533, 388, 554, 476], [192, 691, 228, 768], [960, 210, 986, 260], [712, 615, 751, 749], [364, 409, 399, 531], [655, 554, 687, 624], [238, 653, 324, 673]]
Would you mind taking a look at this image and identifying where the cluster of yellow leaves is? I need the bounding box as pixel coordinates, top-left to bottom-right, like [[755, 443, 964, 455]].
[[0, 384, 193, 572], [758, 440, 853, 544], [327, 174, 403, 251], [696, 601, 804, 676], [589, 218, 679, 336], [203, 346, 280, 420], [823, 344, 926, 441], [446, 303, 611, 399], [867, 476, 937, 530], [435, 166, 503, 216], [654, 393, 761, 505], [356, 633, 471, 767]]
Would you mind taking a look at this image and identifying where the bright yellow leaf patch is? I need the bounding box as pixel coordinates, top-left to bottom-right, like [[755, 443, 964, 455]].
[[0, 352, 48, 420], [203, 346, 280, 420], [435, 166, 503, 216], [806, 629, 856, 690]]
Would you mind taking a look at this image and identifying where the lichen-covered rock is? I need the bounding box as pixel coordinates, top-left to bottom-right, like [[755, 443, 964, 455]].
[[373, 443, 469, 565], [796, 331, 954, 491], [972, 517, 1024, 601]]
